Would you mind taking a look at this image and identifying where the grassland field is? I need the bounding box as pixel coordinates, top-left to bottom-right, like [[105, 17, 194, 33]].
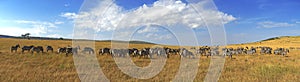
[[0, 36, 300, 82]]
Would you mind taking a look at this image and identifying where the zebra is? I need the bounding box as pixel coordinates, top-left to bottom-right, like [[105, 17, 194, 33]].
[[244, 47, 256, 55], [111, 49, 122, 57], [156, 48, 169, 58], [11, 44, 20, 53], [99, 48, 110, 55], [82, 47, 95, 54], [121, 49, 131, 57], [65, 46, 80, 56], [274, 48, 289, 56], [148, 47, 168, 58], [246, 50, 254, 55], [205, 47, 220, 58], [222, 48, 233, 59], [163, 47, 171, 55], [111, 49, 125, 57], [211, 47, 220, 56], [128, 48, 139, 57], [195, 47, 209, 56], [139, 48, 151, 58], [180, 48, 195, 58], [110, 49, 117, 57], [46, 46, 54, 52], [22, 45, 34, 53], [286, 49, 290, 53], [236, 47, 245, 54], [57, 47, 67, 54], [31, 46, 44, 54], [260, 47, 272, 55]]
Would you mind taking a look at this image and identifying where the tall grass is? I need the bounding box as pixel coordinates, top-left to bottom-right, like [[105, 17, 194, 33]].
[[0, 37, 299, 81]]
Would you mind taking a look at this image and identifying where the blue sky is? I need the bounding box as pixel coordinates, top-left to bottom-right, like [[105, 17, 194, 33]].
[[0, 0, 299, 45]]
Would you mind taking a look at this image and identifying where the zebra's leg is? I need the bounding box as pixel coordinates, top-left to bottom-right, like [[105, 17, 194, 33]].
[[111, 53, 114, 57], [166, 54, 169, 58], [148, 54, 151, 59], [191, 54, 195, 59]]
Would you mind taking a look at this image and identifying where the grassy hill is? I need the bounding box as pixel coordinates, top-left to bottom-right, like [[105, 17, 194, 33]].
[[0, 36, 299, 81], [229, 36, 300, 49]]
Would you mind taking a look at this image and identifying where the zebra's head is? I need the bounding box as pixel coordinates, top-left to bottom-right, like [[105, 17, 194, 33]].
[[16, 44, 20, 48]]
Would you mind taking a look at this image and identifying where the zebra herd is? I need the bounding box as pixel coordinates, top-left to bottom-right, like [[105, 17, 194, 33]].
[[10, 44, 193, 58], [11, 44, 53, 53], [10, 44, 290, 58], [99, 47, 180, 58], [219, 46, 289, 59], [193, 46, 289, 59], [99, 47, 196, 58]]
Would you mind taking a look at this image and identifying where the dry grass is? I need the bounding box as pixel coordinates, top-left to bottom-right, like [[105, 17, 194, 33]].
[[0, 37, 300, 81]]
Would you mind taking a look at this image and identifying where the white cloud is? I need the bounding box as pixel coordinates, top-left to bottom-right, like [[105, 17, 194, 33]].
[[64, 3, 70, 7], [157, 34, 172, 40], [0, 20, 65, 37], [296, 21, 300, 24], [15, 20, 60, 28], [64, 0, 236, 32], [46, 34, 63, 38], [0, 26, 47, 36], [113, 31, 131, 40], [258, 21, 295, 28], [145, 33, 158, 38], [54, 21, 64, 24], [60, 12, 77, 19], [137, 26, 159, 33], [145, 33, 172, 40], [15, 20, 37, 24]]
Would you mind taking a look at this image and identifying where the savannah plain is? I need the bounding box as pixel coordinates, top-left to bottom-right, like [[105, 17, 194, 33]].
[[0, 36, 300, 82]]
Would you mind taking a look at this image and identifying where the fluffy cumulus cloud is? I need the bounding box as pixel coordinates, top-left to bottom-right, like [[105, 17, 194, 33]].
[[145, 33, 172, 40], [0, 26, 47, 36], [137, 26, 159, 34], [258, 21, 295, 28], [15, 20, 59, 28], [0, 20, 63, 36], [62, 0, 236, 32]]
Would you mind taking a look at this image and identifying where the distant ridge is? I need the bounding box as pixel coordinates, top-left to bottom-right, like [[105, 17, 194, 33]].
[[0, 34, 70, 40], [259, 36, 300, 42], [97, 40, 156, 44], [0, 34, 156, 44], [0, 35, 16, 38]]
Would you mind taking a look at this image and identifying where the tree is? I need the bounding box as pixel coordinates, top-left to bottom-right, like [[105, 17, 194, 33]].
[[59, 37, 64, 40], [21, 34, 26, 39], [21, 33, 31, 40]]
